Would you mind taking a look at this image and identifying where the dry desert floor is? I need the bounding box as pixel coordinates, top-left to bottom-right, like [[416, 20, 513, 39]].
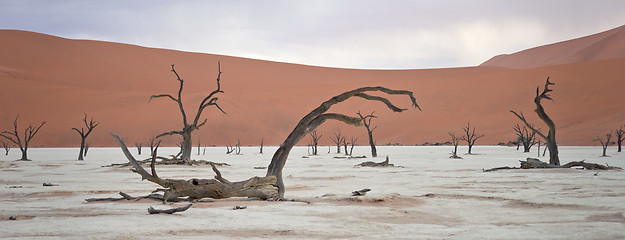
[[1, 146, 624, 239]]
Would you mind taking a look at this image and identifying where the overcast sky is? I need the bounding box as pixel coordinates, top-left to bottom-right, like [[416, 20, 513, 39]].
[[1, 0, 624, 69]]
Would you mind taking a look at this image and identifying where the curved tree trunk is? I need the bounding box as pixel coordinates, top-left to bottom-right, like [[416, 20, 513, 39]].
[[266, 86, 419, 198], [511, 78, 559, 166]]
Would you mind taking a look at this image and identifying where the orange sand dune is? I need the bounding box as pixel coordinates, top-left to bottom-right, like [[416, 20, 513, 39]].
[[1, 29, 624, 148], [481, 24, 625, 68]]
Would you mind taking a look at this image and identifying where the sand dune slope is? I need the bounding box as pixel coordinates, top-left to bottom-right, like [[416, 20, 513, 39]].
[[1, 29, 624, 148], [481, 24, 625, 68]]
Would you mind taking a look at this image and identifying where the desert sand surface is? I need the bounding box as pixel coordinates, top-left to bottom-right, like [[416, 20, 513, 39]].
[[2, 25, 625, 148], [1, 146, 624, 239]]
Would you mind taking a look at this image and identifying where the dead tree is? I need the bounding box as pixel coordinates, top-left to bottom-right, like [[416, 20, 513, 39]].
[[197, 138, 201, 155], [309, 130, 322, 155], [135, 142, 143, 155], [150, 63, 225, 164], [149, 137, 158, 154], [513, 124, 537, 153], [348, 137, 358, 156], [235, 138, 242, 155], [113, 86, 418, 201], [593, 131, 612, 157], [71, 113, 99, 160], [266, 86, 419, 198], [357, 111, 378, 157], [2, 140, 9, 155], [511, 78, 560, 165], [616, 125, 624, 152], [0, 116, 46, 161], [448, 132, 462, 159], [330, 131, 343, 154], [111, 133, 278, 202], [460, 122, 484, 154], [259, 138, 264, 154], [226, 144, 235, 154]]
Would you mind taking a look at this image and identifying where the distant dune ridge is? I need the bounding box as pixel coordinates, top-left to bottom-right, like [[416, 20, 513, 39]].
[[1, 25, 624, 148]]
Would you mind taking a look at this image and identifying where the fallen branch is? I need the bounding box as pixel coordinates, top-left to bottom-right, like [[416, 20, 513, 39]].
[[355, 156, 401, 167], [483, 158, 622, 172], [148, 204, 192, 214], [352, 188, 371, 196]]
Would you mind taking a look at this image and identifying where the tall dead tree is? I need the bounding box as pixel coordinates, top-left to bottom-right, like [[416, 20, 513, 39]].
[[309, 130, 322, 155], [267, 86, 419, 198], [593, 131, 612, 157], [460, 122, 484, 154], [2, 140, 9, 155], [511, 78, 560, 165], [357, 111, 378, 157], [0, 116, 46, 161], [448, 132, 462, 159], [71, 113, 99, 160], [513, 124, 537, 153], [616, 125, 624, 153], [150, 63, 225, 164], [330, 130, 344, 154]]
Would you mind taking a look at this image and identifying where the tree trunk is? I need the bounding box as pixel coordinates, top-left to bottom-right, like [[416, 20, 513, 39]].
[[367, 131, 377, 157], [181, 133, 192, 163], [78, 138, 86, 161], [20, 148, 28, 161]]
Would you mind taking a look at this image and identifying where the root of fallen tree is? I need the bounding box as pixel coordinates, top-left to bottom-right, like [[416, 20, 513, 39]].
[[483, 158, 622, 172], [106, 133, 279, 203]]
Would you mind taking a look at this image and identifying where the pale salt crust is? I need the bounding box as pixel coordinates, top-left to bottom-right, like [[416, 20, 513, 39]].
[[1, 146, 624, 239]]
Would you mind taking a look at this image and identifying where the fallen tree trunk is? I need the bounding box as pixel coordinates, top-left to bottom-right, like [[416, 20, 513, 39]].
[[483, 158, 622, 172], [111, 133, 279, 202]]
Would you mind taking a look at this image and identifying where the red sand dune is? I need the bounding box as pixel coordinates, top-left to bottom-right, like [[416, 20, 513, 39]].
[[1, 27, 624, 148], [481, 25, 625, 68]]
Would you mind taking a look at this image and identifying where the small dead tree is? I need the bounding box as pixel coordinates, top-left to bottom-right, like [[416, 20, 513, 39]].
[[342, 137, 349, 155], [593, 131, 612, 157], [348, 137, 358, 156], [448, 132, 462, 159], [616, 125, 624, 153], [149, 137, 158, 154], [460, 122, 484, 154], [226, 144, 235, 154], [309, 131, 322, 155], [150, 63, 225, 164], [237, 139, 242, 155], [2, 140, 10, 155], [513, 124, 537, 153], [197, 138, 201, 155], [135, 142, 143, 155], [0, 116, 46, 161], [330, 131, 343, 154], [511, 78, 560, 165], [259, 138, 264, 154], [71, 113, 99, 160], [357, 111, 378, 157]]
